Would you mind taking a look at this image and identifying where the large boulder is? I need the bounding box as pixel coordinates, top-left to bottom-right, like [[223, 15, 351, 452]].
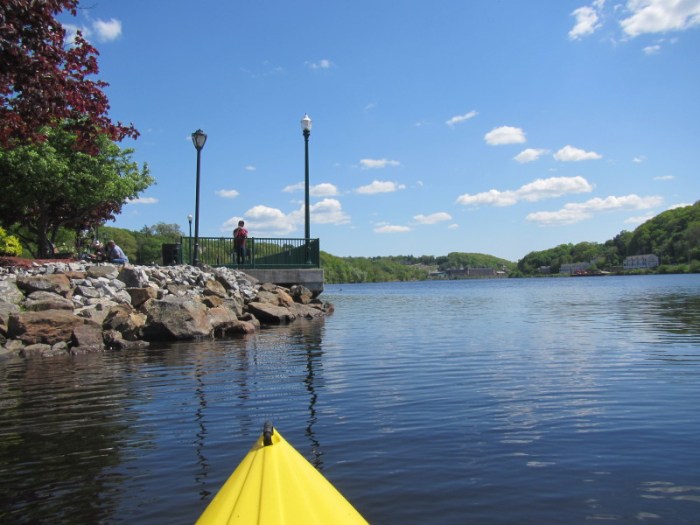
[[203, 279, 228, 298], [247, 302, 296, 324], [142, 298, 213, 340], [0, 279, 24, 305], [24, 291, 75, 311], [290, 285, 314, 305], [71, 320, 105, 352], [86, 265, 119, 279], [0, 302, 21, 329], [103, 304, 147, 341], [16, 274, 71, 297], [8, 311, 88, 345], [126, 287, 158, 308], [117, 266, 149, 288]]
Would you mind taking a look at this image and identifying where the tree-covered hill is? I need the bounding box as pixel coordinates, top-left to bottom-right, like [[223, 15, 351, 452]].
[[321, 252, 516, 284], [516, 201, 700, 275]]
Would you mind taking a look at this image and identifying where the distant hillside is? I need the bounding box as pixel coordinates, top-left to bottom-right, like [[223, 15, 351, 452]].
[[516, 200, 700, 275], [321, 252, 516, 284]]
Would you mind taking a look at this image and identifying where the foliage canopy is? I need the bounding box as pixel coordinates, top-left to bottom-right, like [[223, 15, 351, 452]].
[[0, 126, 153, 257], [0, 0, 138, 152]]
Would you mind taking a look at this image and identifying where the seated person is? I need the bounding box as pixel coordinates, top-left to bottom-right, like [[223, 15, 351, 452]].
[[105, 240, 129, 264], [87, 240, 106, 262]]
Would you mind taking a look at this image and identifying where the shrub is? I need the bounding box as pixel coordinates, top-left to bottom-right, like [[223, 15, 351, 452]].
[[0, 227, 22, 256]]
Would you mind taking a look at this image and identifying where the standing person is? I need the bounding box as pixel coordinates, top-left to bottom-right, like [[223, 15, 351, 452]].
[[233, 220, 248, 264], [105, 240, 129, 264]]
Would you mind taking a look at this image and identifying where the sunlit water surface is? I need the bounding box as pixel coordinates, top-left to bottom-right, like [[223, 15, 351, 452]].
[[2, 275, 700, 524]]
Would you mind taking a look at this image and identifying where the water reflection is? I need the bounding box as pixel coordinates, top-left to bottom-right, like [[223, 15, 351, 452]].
[[193, 359, 209, 499], [0, 356, 134, 524], [293, 320, 325, 469]]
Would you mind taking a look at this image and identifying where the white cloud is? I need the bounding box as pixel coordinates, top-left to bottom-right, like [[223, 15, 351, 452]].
[[63, 18, 122, 44], [448, 223, 460, 230], [514, 148, 550, 163], [283, 182, 339, 197], [484, 126, 526, 145], [644, 44, 662, 54], [518, 176, 595, 201], [553, 145, 603, 161], [127, 197, 158, 204], [457, 189, 519, 207], [309, 198, 350, 224], [93, 18, 122, 42], [244, 165, 256, 171], [216, 189, 240, 199], [621, 0, 700, 37], [225, 198, 350, 236], [668, 202, 692, 209], [311, 183, 340, 197], [569, 6, 602, 40], [237, 205, 297, 236], [356, 180, 406, 194], [654, 175, 675, 180], [446, 110, 478, 126], [282, 182, 304, 193], [306, 59, 334, 69], [414, 212, 452, 224], [360, 158, 400, 169], [625, 214, 655, 224], [633, 155, 647, 163], [456, 176, 594, 207], [63, 24, 81, 44], [526, 194, 664, 225], [374, 224, 411, 234]]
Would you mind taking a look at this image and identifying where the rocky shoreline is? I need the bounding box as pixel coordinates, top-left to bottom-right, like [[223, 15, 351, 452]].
[[0, 262, 333, 359]]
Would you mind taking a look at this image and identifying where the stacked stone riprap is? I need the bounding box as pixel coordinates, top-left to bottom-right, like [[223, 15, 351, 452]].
[[0, 262, 332, 359]]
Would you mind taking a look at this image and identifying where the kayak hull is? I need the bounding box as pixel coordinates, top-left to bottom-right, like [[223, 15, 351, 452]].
[[196, 426, 368, 525]]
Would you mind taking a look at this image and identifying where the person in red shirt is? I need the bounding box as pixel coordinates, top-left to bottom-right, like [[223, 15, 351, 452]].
[[233, 220, 248, 264]]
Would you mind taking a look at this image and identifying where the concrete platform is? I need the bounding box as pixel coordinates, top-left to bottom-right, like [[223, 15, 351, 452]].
[[244, 268, 324, 296]]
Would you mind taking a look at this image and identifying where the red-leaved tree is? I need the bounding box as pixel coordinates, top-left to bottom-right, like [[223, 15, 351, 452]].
[[0, 0, 138, 152]]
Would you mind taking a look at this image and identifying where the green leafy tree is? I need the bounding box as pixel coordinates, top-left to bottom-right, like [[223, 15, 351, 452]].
[[684, 221, 700, 263], [1, 0, 138, 152], [629, 202, 700, 263], [0, 126, 153, 257]]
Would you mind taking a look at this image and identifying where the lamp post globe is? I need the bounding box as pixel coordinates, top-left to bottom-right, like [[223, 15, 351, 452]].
[[191, 129, 207, 266]]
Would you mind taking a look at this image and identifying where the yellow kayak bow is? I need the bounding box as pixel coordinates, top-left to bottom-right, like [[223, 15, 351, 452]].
[[196, 422, 369, 525]]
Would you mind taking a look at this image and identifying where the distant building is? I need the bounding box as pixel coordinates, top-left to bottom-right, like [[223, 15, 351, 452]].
[[623, 254, 659, 270], [446, 267, 502, 278], [559, 262, 592, 275]]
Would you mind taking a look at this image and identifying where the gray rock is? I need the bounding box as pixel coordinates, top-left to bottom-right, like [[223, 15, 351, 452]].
[[247, 302, 296, 324], [24, 291, 75, 311], [142, 298, 213, 340], [0, 279, 24, 304], [16, 274, 71, 297]]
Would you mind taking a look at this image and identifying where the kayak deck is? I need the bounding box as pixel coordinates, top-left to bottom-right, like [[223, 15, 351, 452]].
[[196, 423, 369, 524]]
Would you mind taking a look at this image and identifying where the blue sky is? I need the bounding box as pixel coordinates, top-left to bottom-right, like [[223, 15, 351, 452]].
[[61, 0, 700, 262]]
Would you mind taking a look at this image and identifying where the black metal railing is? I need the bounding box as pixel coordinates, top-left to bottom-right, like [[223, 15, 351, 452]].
[[175, 237, 320, 269]]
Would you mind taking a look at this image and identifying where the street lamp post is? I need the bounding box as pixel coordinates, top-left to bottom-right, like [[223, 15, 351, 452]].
[[191, 129, 207, 266], [187, 213, 193, 265], [301, 114, 312, 263]]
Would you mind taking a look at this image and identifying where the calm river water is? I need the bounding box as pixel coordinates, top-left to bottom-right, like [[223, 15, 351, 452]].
[[2, 275, 700, 524]]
